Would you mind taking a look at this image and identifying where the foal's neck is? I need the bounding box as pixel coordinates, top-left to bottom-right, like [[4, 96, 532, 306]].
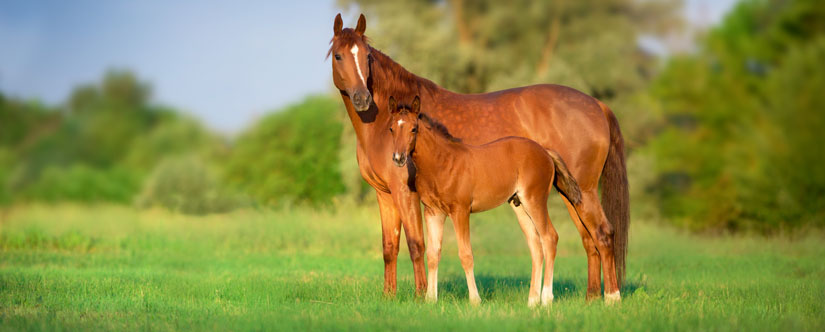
[[412, 124, 465, 175]]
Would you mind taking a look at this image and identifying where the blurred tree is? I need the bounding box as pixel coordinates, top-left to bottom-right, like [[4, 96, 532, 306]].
[[223, 96, 346, 206], [339, 0, 678, 94], [1, 70, 218, 205], [648, 0, 825, 231], [136, 156, 241, 214]]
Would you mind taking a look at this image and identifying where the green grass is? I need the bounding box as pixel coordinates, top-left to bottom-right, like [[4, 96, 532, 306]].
[[1, 203, 823, 331]]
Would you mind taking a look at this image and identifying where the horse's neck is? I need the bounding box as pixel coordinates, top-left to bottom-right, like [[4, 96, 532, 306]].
[[413, 126, 464, 176], [340, 92, 391, 149]]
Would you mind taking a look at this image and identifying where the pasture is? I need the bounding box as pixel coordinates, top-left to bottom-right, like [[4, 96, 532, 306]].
[[1, 204, 823, 331]]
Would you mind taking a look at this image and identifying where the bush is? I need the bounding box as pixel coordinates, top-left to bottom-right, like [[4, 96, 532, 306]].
[[223, 95, 346, 206], [136, 156, 242, 214], [21, 164, 140, 203]]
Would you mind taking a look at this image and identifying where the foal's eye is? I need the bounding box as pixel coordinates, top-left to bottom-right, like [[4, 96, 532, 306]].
[[389, 127, 393, 133], [411, 127, 418, 133], [334, 54, 342, 61]]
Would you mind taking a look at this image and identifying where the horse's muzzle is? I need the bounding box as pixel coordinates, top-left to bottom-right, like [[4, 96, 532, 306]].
[[352, 91, 372, 112], [392, 153, 406, 167]]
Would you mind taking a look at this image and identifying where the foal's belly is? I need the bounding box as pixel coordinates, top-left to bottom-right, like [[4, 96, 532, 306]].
[[469, 181, 517, 213]]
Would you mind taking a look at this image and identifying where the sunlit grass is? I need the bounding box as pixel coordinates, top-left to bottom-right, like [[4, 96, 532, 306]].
[[1, 204, 823, 331]]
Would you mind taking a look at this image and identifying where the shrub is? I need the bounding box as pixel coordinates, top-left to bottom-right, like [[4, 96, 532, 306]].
[[223, 95, 346, 206], [21, 164, 139, 203], [136, 156, 242, 214]]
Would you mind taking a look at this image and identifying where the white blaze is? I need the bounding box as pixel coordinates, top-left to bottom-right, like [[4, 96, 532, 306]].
[[397, 119, 405, 126], [351, 45, 366, 85]]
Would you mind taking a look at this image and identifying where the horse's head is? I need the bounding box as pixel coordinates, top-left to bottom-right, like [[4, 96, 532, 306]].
[[329, 13, 372, 112], [388, 95, 421, 167]]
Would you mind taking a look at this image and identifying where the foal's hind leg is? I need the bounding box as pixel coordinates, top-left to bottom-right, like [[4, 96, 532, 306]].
[[510, 200, 545, 307], [521, 193, 559, 306], [424, 207, 446, 302], [450, 208, 481, 305]]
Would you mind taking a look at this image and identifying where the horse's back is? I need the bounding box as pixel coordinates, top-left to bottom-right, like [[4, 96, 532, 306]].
[[434, 84, 610, 187]]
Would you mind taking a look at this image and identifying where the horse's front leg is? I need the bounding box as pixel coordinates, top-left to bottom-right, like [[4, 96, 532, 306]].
[[390, 183, 428, 296], [376, 191, 402, 296], [424, 206, 446, 302]]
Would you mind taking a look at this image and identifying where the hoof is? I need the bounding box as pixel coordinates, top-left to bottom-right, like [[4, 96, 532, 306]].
[[469, 297, 482, 306], [425, 293, 437, 303], [527, 297, 540, 307]]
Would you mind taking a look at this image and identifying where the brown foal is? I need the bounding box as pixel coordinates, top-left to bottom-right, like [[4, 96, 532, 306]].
[[388, 96, 582, 306]]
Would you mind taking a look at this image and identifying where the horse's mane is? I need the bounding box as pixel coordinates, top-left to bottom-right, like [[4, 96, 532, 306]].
[[369, 48, 440, 100]]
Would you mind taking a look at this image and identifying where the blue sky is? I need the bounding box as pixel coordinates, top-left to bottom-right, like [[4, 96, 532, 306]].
[[0, 0, 737, 133]]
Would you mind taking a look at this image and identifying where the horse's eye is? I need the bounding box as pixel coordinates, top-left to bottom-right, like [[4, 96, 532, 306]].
[[411, 127, 418, 133], [389, 127, 393, 133], [335, 54, 342, 61]]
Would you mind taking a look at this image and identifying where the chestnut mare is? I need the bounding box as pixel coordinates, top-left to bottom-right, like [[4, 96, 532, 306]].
[[329, 14, 629, 302], [388, 95, 582, 306]]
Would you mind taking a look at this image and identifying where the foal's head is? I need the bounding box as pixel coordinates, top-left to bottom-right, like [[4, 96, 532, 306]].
[[328, 13, 372, 112], [388, 95, 421, 167]]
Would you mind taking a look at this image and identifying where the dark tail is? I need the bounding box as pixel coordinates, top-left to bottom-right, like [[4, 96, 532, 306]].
[[547, 150, 582, 206], [598, 101, 630, 288]]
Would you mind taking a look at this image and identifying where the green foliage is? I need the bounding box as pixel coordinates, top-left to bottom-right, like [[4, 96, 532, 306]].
[[0, 70, 218, 205], [648, 0, 825, 232], [223, 96, 346, 206], [136, 156, 242, 215], [20, 164, 140, 203]]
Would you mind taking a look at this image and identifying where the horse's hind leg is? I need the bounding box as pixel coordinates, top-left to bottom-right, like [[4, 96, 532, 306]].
[[560, 193, 602, 300], [522, 193, 559, 306], [424, 207, 446, 302], [510, 198, 544, 307], [575, 189, 621, 303], [450, 208, 481, 305]]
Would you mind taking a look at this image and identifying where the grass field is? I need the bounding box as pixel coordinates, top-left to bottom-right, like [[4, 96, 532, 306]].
[[1, 203, 823, 331]]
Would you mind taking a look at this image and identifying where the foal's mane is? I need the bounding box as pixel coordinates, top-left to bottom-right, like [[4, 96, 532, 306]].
[[394, 104, 461, 143], [418, 112, 462, 143]]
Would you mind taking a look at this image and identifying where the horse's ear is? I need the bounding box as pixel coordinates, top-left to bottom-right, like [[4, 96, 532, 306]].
[[334, 13, 343, 36], [411, 96, 421, 114], [388, 96, 397, 114], [355, 14, 366, 35]]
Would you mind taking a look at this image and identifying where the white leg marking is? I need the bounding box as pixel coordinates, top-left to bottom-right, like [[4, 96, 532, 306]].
[[541, 284, 554, 305], [605, 290, 621, 304], [426, 267, 438, 302], [350, 45, 366, 85]]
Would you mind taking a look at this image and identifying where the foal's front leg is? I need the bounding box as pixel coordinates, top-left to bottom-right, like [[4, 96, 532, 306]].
[[450, 208, 481, 305], [424, 207, 446, 302]]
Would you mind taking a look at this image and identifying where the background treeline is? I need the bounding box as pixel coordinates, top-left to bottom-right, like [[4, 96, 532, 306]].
[[1, 0, 823, 232]]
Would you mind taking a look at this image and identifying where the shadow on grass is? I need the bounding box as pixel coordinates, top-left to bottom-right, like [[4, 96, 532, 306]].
[[438, 275, 579, 300], [436, 275, 644, 301]]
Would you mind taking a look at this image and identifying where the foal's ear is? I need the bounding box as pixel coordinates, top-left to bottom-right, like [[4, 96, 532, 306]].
[[411, 96, 421, 114], [355, 14, 367, 35], [388, 96, 397, 114], [334, 13, 343, 36]]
